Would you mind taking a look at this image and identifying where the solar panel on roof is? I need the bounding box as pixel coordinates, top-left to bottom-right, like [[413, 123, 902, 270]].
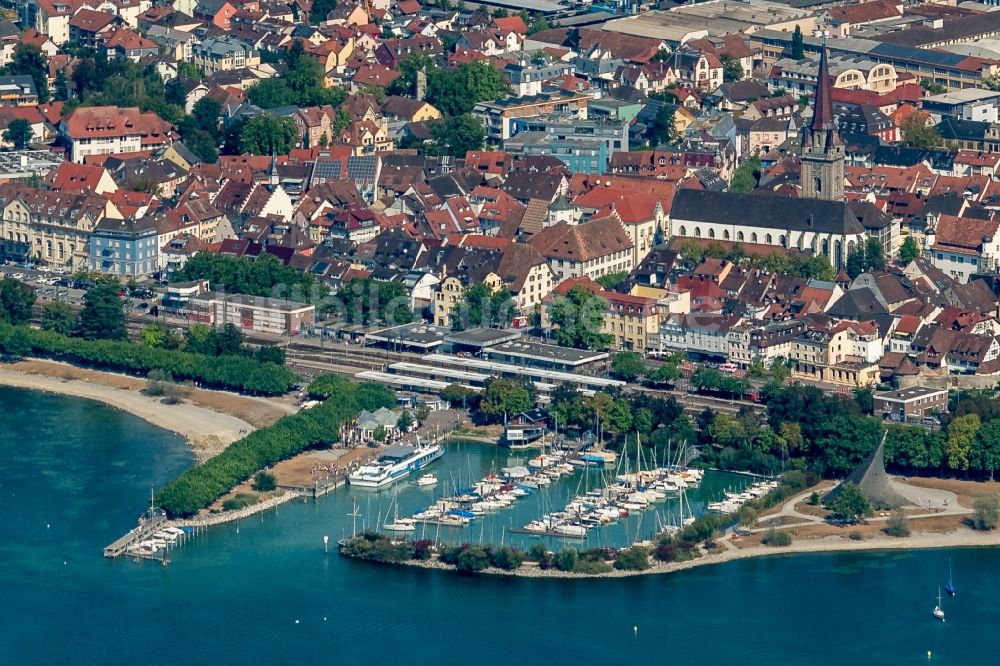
[[869, 42, 968, 67], [312, 158, 342, 183], [347, 156, 377, 183]]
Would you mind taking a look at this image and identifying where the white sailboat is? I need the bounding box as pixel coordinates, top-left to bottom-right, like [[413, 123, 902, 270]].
[[932, 587, 945, 621]]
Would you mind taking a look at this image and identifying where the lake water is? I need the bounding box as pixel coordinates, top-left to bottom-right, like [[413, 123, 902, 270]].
[[1, 387, 995, 665]]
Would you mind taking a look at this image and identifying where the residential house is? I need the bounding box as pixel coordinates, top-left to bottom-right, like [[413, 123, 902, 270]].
[[193, 36, 259, 76], [926, 214, 1000, 283], [60, 106, 175, 163]]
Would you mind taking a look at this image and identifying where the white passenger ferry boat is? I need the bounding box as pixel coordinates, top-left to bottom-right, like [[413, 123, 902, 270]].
[[348, 444, 444, 488]]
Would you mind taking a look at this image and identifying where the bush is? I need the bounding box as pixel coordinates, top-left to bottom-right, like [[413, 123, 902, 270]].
[[253, 471, 277, 492], [222, 493, 258, 511], [808, 491, 821, 506], [613, 546, 651, 571], [412, 539, 433, 560], [439, 544, 466, 565], [490, 546, 525, 571], [654, 543, 677, 562], [572, 559, 613, 575], [456, 546, 490, 573], [340, 533, 413, 563], [527, 543, 549, 562], [883, 510, 910, 538], [554, 547, 578, 572], [848, 530, 863, 541], [762, 527, 792, 547], [973, 494, 1000, 531], [155, 379, 394, 517]]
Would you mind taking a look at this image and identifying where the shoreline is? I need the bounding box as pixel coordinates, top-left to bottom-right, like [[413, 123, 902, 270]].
[[0, 360, 261, 463], [344, 527, 1000, 579]]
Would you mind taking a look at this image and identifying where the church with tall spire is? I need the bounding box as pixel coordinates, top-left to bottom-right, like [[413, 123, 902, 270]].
[[667, 46, 887, 271], [799, 47, 845, 202]]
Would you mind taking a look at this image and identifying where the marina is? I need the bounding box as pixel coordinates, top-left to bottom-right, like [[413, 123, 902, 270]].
[[7, 387, 1000, 665]]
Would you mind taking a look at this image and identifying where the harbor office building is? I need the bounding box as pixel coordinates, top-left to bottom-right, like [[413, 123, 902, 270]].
[[182, 292, 314, 336]]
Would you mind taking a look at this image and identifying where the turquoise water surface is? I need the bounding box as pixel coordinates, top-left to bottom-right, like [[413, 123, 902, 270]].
[[1, 387, 996, 665]]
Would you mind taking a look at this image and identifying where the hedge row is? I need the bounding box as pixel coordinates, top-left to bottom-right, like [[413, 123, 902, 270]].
[[155, 378, 395, 517], [0, 323, 299, 395]]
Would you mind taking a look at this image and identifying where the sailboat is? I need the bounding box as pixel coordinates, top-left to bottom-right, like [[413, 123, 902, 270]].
[[932, 588, 945, 622], [945, 559, 956, 597], [384, 493, 416, 532]]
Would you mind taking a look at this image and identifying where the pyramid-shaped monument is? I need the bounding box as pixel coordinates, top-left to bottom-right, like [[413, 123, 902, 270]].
[[824, 432, 909, 509]]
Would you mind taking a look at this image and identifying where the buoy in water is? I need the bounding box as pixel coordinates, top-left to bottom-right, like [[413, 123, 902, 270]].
[[633, 625, 638, 635], [295, 620, 300, 624]]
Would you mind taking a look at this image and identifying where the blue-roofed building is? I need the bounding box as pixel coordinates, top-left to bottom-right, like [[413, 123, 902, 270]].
[[89, 217, 160, 277]]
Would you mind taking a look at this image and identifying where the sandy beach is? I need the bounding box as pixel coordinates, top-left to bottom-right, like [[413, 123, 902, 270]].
[[0, 359, 295, 462]]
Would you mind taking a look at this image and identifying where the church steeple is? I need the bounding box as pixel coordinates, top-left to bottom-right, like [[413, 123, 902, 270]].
[[802, 46, 841, 152], [800, 46, 844, 201]]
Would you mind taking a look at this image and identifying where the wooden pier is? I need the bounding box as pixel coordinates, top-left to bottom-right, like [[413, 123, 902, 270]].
[[103, 511, 168, 558]]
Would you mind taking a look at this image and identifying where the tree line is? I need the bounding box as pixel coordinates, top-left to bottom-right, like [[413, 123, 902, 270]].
[[155, 376, 396, 516]]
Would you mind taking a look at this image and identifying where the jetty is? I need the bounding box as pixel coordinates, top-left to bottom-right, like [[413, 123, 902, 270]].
[[103, 508, 168, 558]]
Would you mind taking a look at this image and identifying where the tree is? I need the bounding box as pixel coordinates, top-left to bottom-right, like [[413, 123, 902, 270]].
[[973, 420, 1000, 480], [828, 482, 872, 522], [946, 413, 980, 471], [40, 301, 76, 335], [184, 129, 219, 164], [548, 287, 613, 350], [737, 504, 759, 529], [3, 118, 33, 149], [450, 282, 514, 330], [648, 102, 677, 147], [191, 97, 222, 139], [253, 471, 277, 492], [920, 79, 946, 95], [74, 284, 126, 340], [427, 114, 485, 156], [845, 245, 866, 279], [0, 278, 36, 325], [596, 271, 628, 290], [554, 547, 578, 572], [720, 54, 743, 83], [730, 156, 761, 193], [973, 494, 1000, 530], [397, 410, 414, 431], [426, 61, 509, 116], [883, 510, 910, 537], [140, 323, 167, 347], [478, 377, 532, 421], [455, 546, 490, 573], [791, 25, 805, 60], [336, 276, 413, 325], [900, 111, 942, 149], [309, 0, 337, 23], [865, 238, 885, 271], [610, 351, 646, 382], [238, 115, 299, 155], [54, 69, 69, 101], [441, 383, 477, 408], [5, 44, 50, 103], [899, 235, 920, 264]]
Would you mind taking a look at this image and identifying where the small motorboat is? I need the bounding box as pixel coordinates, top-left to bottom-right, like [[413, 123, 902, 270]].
[[416, 473, 438, 487]]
